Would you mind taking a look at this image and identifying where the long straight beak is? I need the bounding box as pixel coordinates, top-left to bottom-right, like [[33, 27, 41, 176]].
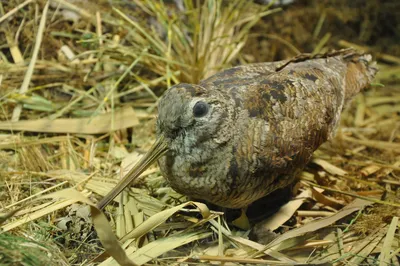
[[96, 135, 168, 210]]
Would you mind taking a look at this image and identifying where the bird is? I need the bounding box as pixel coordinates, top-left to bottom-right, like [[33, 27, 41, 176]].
[[97, 49, 377, 211]]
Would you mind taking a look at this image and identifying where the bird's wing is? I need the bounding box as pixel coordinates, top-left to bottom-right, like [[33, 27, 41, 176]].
[[235, 51, 376, 182]]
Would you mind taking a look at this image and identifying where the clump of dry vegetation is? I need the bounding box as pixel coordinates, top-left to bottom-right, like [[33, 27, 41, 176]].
[[0, 0, 399, 265], [0, 232, 68, 265]]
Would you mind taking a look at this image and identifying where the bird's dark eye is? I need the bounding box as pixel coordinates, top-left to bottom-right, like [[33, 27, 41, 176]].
[[193, 101, 209, 118]]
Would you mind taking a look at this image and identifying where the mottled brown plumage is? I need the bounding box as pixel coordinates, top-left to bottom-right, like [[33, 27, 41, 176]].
[[156, 49, 377, 208], [97, 49, 377, 211]]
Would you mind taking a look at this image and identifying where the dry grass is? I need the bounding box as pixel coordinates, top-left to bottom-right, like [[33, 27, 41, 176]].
[[0, 0, 399, 265]]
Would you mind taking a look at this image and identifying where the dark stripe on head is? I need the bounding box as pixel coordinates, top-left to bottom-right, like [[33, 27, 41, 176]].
[[177, 83, 206, 97]]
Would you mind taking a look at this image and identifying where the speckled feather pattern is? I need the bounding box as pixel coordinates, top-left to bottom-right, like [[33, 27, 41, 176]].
[[156, 49, 377, 208]]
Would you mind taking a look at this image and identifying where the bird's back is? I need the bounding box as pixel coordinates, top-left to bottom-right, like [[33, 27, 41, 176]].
[[198, 49, 377, 208]]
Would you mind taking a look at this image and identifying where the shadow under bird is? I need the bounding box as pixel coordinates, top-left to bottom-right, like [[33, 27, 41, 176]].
[[97, 49, 377, 211]]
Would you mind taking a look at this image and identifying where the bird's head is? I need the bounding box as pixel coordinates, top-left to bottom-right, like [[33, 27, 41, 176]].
[[96, 83, 235, 210], [156, 83, 232, 153]]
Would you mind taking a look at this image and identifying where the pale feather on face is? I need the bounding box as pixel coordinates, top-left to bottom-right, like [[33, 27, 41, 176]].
[[156, 84, 231, 153]]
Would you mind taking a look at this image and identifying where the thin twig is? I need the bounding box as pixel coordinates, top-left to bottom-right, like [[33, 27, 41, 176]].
[[0, 0, 35, 24], [304, 181, 400, 208], [11, 1, 49, 122]]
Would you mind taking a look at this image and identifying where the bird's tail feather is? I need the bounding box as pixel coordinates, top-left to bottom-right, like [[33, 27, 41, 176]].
[[342, 50, 378, 104]]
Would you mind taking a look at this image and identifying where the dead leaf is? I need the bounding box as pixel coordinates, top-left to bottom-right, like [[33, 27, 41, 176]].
[[207, 219, 297, 264], [100, 231, 212, 266], [312, 158, 347, 176], [263, 199, 373, 251], [0, 106, 139, 134], [1, 194, 84, 232], [348, 225, 386, 265], [92, 201, 210, 263], [342, 136, 400, 154], [256, 189, 312, 231], [120, 201, 210, 242], [0, 207, 23, 226], [39, 188, 137, 266], [312, 187, 344, 210], [379, 217, 399, 266]]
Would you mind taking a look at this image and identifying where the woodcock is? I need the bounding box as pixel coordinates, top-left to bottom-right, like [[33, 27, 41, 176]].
[[97, 49, 378, 211]]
